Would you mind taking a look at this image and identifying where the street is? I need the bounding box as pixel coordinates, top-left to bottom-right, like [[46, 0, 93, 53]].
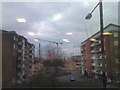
[[54, 71, 103, 87]]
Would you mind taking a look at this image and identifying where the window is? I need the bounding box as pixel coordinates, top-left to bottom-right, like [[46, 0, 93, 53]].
[[114, 32, 118, 37], [115, 59, 120, 63], [114, 41, 118, 46], [18, 45, 22, 49], [30, 50, 32, 53], [13, 43, 16, 49]]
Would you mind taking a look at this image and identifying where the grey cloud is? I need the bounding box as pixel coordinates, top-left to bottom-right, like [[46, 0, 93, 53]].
[[2, 2, 118, 56]]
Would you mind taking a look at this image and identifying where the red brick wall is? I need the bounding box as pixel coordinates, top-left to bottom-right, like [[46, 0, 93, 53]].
[[104, 35, 111, 79], [85, 39, 92, 77]]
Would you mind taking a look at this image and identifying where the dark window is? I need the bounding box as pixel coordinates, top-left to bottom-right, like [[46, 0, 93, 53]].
[[18, 68, 22, 71], [18, 45, 22, 49], [17, 60, 21, 64], [23, 74, 27, 79], [30, 50, 32, 53]]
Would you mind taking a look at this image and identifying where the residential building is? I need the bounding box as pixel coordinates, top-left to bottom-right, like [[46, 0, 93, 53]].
[[2, 30, 18, 87], [31, 58, 43, 75], [81, 41, 86, 75], [64, 59, 76, 72], [80, 24, 120, 83], [1, 30, 35, 88], [72, 55, 81, 73]]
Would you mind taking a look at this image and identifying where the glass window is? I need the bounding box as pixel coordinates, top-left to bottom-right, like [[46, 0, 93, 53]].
[[113, 32, 118, 37]]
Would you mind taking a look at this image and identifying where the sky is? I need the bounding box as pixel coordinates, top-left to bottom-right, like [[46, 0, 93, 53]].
[[1, 1, 119, 57]]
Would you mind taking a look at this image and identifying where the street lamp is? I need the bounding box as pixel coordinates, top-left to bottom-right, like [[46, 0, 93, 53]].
[[85, 0, 107, 88]]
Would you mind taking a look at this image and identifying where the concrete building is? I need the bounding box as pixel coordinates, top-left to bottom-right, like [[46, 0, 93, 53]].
[[31, 58, 43, 75], [1, 30, 35, 87], [72, 55, 81, 73], [80, 24, 120, 83], [2, 30, 18, 87]]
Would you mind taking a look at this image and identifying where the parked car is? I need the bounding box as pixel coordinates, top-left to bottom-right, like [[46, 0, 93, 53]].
[[70, 76, 75, 81]]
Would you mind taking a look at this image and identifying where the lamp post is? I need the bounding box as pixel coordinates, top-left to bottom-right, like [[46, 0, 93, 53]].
[[39, 43, 41, 59], [85, 0, 106, 88]]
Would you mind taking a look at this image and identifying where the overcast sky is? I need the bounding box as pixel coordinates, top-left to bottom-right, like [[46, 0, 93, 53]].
[[1, 1, 118, 57]]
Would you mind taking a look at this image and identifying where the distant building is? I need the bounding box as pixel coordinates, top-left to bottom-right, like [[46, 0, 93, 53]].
[[80, 24, 120, 83], [72, 55, 81, 73], [1, 30, 35, 88], [64, 59, 76, 72], [31, 58, 43, 75]]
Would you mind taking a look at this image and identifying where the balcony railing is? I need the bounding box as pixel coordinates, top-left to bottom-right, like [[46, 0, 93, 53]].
[[92, 63, 96, 66], [91, 43, 95, 47], [91, 56, 96, 59], [18, 42, 23, 45], [91, 50, 95, 53], [18, 49, 23, 53], [17, 64, 22, 68], [92, 69, 96, 73]]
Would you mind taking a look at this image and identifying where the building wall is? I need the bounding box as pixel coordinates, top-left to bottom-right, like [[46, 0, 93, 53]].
[[104, 35, 111, 79], [80, 24, 120, 82], [108, 31, 119, 82], [2, 31, 18, 87], [80, 42, 86, 74], [2, 30, 35, 87], [85, 39, 92, 77]]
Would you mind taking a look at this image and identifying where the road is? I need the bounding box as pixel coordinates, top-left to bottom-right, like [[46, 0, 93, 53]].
[[54, 71, 103, 88], [18, 71, 119, 88]]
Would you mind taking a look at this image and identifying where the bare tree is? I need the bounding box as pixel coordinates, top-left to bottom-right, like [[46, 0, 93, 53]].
[[44, 44, 63, 60]]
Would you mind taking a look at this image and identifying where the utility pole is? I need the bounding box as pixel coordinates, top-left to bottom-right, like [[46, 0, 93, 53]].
[[39, 43, 41, 59], [99, 0, 106, 88]]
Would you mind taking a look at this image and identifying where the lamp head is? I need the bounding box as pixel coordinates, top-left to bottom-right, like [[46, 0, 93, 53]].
[[85, 13, 92, 19]]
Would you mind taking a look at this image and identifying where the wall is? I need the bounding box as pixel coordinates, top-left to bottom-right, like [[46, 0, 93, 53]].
[[85, 39, 92, 77]]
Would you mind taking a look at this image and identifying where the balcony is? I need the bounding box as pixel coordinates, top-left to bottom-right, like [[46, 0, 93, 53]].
[[92, 69, 96, 73], [17, 80, 22, 84], [116, 59, 120, 64], [91, 50, 95, 53], [18, 42, 23, 45], [76, 62, 81, 64], [91, 56, 96, 59], [23, 64, 25, 68], [17, 73, 22, 77], [92, 63, 96, 66], [96, 56, 102, 60], [18, 57, 23, 60], [17, 64, 22, 68], [91, 43, 95, 47], [100, 63, 102, 67], [18, 49, 23, 53], [29, 53, 33, 56], [100, 71, 102, 74], [17, 67, 22, 72], [94, 43, 101, 46]]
